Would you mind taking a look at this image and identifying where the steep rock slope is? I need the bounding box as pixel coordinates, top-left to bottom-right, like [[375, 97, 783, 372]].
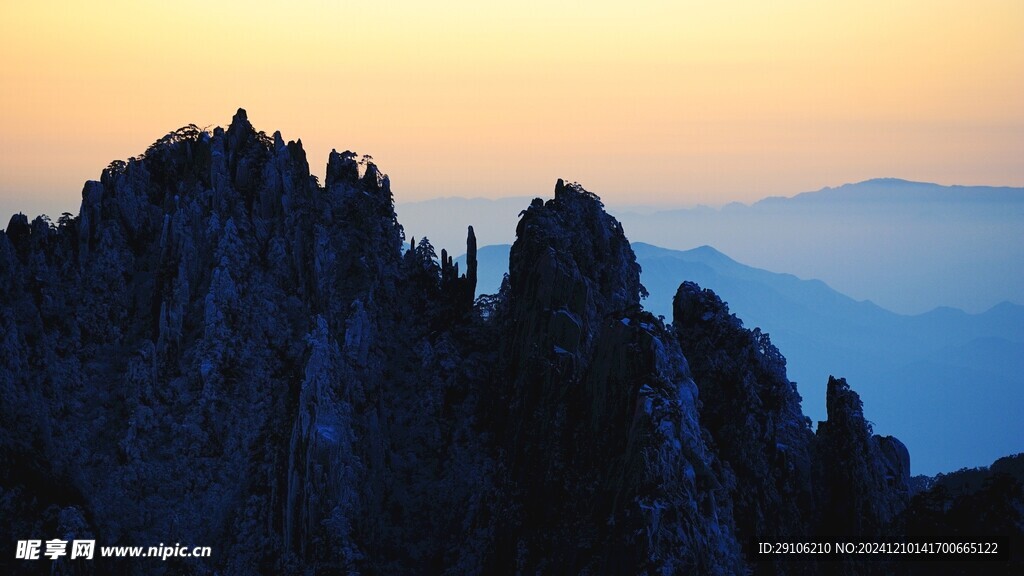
[[486, 182, 741, 574], [673, 284, 912, 574], [672, 282, 816, 568], [0, 110, 491, 575], [815, 376, 910, 541]]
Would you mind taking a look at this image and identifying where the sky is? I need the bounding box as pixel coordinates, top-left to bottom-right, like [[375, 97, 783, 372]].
[[1, 0, 1022, 220]]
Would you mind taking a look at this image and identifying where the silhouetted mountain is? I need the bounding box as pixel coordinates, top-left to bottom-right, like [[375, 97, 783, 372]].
[[643, 244, 1024, 476], [0, 111, 1016, 575], [460, 242, 1024, 475]]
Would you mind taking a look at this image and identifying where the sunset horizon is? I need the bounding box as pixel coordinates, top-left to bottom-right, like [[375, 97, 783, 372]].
[[2, 0, 1022, 220]]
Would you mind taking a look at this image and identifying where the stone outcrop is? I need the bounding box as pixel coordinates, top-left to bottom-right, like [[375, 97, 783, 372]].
[[673, 281, 816, 572], [815, 376, 911, 540], [487, 182, 740, 574]]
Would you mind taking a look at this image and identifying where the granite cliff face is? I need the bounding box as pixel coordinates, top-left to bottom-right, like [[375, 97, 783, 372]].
[[489, 183, 740, 574], [0, 110, 984, 575], [672, 282, 816, 571]]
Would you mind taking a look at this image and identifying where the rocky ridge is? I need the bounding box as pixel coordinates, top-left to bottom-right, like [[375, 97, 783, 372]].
[[3, 110, 997, 575]]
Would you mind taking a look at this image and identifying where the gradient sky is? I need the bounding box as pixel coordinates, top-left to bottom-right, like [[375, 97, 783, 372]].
[[1, 0, 1022, 220]]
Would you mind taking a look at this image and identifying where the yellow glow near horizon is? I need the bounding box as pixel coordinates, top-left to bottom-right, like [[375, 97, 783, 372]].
[[1, 0, 1022, 219]]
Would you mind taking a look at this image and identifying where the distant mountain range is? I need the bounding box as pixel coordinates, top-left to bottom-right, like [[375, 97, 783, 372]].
[[458, 242, 1024, 476], [754, 177, 1023, 205], [404, 178, 1024, 314]]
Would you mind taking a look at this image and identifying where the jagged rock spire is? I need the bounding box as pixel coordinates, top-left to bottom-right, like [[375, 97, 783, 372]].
[[466, 225, 477, 298]]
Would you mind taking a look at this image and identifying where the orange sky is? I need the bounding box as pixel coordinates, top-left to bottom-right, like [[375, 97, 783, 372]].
[[1, 0, 1022, 219]]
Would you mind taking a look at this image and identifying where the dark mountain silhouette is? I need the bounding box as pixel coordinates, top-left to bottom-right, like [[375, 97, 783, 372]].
[[460, 242, 1024, 475], [1, 111, 1019, 574]]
